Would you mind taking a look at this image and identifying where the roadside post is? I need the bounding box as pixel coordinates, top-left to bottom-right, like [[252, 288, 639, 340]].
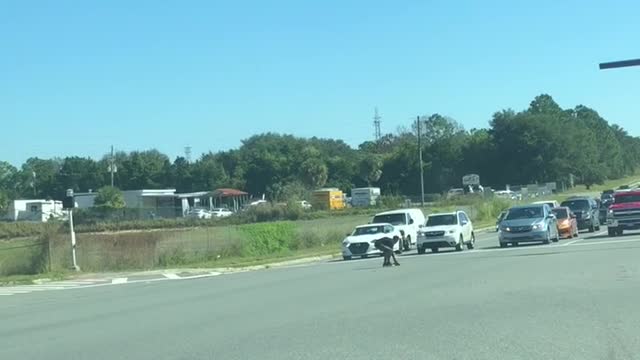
[[63, 189, 79, 271]]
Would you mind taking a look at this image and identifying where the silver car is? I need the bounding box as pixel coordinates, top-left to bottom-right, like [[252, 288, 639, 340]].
[[499, 204, 559, 247]]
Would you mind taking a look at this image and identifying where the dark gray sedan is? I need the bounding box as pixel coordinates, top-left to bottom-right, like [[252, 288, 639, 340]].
[[498, 204, 559, 247]]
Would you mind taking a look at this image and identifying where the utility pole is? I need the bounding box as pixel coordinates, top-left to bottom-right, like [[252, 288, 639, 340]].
[[31, 171, 37, 197], [108, 145, 117, 187], [417, 116, 425, 206], [64, 189, 79, 271]]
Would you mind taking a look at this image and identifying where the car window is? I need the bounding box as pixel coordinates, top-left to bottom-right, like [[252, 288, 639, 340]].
[[372, 213, 406, 226], [561, 199, 590, 211], [552, 208, 568, 219], [505, 207, 543, 220], [615, 194, 640, 203], [426, 214, 457, 226], [353, 226, 384, 236]]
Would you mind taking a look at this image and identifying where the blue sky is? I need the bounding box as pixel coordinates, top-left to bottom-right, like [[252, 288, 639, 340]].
[[2, 0, 639, 166]]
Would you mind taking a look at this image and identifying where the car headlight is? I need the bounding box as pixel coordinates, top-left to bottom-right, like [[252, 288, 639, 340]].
[[342, 240, 350, 246], [448, 229, 456, 234], [502, 226, 511, 232], [583, 212, 590, 218], [532, 223, 544, 230]]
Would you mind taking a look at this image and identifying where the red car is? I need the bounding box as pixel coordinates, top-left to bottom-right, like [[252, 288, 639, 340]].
[[552, 206, 578, 238]]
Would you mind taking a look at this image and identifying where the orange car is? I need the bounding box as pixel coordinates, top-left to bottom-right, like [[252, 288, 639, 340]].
[[552, 206, 578, 238]]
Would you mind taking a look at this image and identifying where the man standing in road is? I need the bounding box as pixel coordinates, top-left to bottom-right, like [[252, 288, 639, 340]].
[[374, 236, 400, 267]]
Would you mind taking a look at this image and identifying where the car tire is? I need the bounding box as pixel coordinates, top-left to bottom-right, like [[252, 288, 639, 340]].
[[617, 229, 624, 236], [417, 246, 425, 255], [343, 256, 352, 261], [499, 243, 507, 248], [455, 235, 464, 251], [596, 224, 601, 231], [589, 223, 595, 233], [608, 228, 616, 237], [431, 247, 439, 253], [361, 255, 368, 259], [467, 233, 475, 250], [512, 242, 519, 247]]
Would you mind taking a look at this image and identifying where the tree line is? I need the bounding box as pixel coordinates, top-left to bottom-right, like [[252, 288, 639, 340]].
[[1, 94, 639, 211]]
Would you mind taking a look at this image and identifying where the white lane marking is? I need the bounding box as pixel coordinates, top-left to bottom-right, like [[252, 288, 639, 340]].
[[111, 278, 128, 284], [0, 272, 225, 297], [563, 239, 583, 246], [572, 238, 640, 247], [163, 273, 181, 279]]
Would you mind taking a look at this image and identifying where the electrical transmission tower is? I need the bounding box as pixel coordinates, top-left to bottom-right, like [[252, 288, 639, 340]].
[[373, 107, 382, 140]]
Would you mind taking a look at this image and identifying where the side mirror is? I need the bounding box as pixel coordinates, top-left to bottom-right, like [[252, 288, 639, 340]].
[[346, 233, 351, 237], [409, 219, 414, 224], [461, 220, 468, 225]]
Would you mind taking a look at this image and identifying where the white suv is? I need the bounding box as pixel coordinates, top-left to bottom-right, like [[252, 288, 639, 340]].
[[371, 209, 425, 251], [417, 211, 475, 254], [342, 223, 403, 260]]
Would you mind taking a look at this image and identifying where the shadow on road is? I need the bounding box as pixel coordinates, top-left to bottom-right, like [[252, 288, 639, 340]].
[[482, 242, 550, 250], [580, 231, 640, 241]]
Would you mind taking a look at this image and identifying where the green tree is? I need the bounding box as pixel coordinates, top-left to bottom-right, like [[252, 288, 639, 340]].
[[94, 186, 125, 208], [300, 157, 328, 189], [0, 191, 9, 214], [192, 153, 230, 190], [56, 157, 103, 194], [358, 156, 383, 186], [0, 161, 18, 197]]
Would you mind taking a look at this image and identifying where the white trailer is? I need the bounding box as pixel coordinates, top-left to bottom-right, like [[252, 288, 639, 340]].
[[351, 187, 381, 207]]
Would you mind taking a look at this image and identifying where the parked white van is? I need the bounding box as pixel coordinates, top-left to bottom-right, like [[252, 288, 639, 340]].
[[371, 208, 426, 251]]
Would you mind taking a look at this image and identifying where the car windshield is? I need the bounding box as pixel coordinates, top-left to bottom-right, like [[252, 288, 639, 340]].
[[615, 194, 640, 204], [552, 208, 569, 219], [505, 207, 543, 220], [561, 200, 590, 211], [426, 215, 457, 226], [372, 214, 406, 226], [353, 226, 384, 236]]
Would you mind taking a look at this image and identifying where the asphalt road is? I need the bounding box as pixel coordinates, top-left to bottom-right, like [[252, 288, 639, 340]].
[[2, 228, 640, 360]]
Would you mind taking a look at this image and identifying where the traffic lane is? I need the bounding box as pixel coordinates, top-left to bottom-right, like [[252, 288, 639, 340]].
[[333, 227, 608, 264], [3, 234, 640, 359]]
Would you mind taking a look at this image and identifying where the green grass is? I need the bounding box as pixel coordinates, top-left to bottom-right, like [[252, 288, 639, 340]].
[[187, 246, 341, 269], [0, 271, 68, 286], [563, 174, 640, 195]]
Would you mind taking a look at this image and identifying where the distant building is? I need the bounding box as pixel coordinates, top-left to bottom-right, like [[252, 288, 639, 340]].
[[75, 189, 178, 218], [73, 188, 250, 218], [4, 199, 64, 222]]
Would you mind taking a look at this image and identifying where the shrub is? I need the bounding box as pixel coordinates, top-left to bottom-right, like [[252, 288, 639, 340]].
[[378, 195, 405, 209], [236, 222, 297, 257]]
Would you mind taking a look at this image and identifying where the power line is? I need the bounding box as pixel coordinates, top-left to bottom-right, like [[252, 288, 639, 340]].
[[599, 58, 640, 70]]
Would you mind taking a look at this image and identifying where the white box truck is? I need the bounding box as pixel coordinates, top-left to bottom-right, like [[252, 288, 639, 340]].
[[351, 187, 381, 207]]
